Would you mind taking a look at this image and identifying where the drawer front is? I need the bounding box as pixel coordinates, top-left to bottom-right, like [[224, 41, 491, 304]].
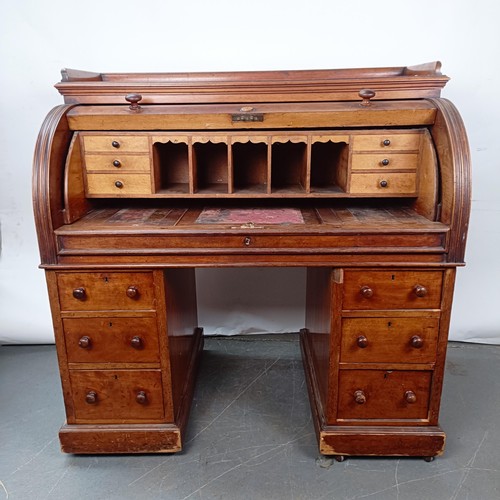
[[64, 317, 160, 363], [351, 153, 418, 171], [70, 369, 164, 421], [57, 272, 155, 311], [86, 173, 153, 196], [352, 133, 421, 152], [85, 154, 151, 172], [349, 173, 417, 195], [82, 135, 149, 153], [343, 270, 443, 310], [337, 370, 431, 421], [340, 317, 439, 363]]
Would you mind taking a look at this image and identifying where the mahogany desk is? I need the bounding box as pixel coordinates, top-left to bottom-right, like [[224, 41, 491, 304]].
[[33, 62, 470, 460]]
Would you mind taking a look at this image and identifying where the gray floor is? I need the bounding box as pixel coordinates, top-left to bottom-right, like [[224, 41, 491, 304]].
[[0, 336, 499, 500]]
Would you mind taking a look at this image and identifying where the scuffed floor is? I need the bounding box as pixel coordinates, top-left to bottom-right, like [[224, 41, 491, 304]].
[[0, 337, 499, 499]]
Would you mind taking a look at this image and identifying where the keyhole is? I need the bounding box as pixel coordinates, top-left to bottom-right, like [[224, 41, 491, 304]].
[[109, 322, 113, 328], [391, 275, 395, 281], [388, 321, 392, 328], [104, 276, 109, 283]]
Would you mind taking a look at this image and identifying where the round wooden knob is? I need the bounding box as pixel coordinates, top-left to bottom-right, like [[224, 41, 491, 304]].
[[379, 180, 388, 188], [130, 336, 143, 349], [360, 285, 373, 298], [382, 139, 391, 146], [354, 390, 366, 404], [359, 89, 376, 106], [381, 158, 390, 166], [113, 159, 121, 168], [125, 93, 143, 111], [72, 287, 86, 300], [414, 285, 428, 297], [410, 335, 424, 348], [405, 390, 417, 404], [78, 336, 91, 348], [357, 335, 368, 348], [136, 391, 148, 404], [114, 180, 124, 188], [111, 140, 120, 148], [126, 286, 139, 298], [85, 391, 98, 404]]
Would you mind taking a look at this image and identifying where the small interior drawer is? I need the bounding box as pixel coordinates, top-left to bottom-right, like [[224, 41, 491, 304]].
[[64, 317, 160, 363], [70, 369, 164, 422], [86, 173, 153, 196], [57, 272, 155, 311], [340, 317, 439, 363], [343, 270, 443, 310], [351, 133, 421, 152], [85, 154, 151, 172], [337, 369, 432, 421], [82, 135, 149, 153], [351, 153, 418, 171], [348, 173, 417, 195]]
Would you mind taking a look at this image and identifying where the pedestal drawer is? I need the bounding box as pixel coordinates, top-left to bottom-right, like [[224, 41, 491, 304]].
[[64, 317, 160, 364], [340, 317, 439, 364], [343, 270, 443, 310], [70, 369, 164, 422], [337, 369, 432, 421], [57, 272, 155, 311]]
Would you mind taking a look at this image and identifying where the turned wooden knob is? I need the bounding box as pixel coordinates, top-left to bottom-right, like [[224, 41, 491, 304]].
[[78, 336, 91, 348], [113, 159, 121, 168], [126, 286, 139, 298], [357, 335, 368, 348], [382, 139, 391, 146], [405, 390, 417, 404], [360, 285, 374, 298], [130, 336, 143, 349], [359, 89, 376, 106], [414, 285, 428, 297], [354, 390, 366, 404], [381, 158, 390, 166], [72, 287, 86, 300], [136, 391, 148, 404], [410, 335, 424, 348], [85, 391, 98, 404], [379, 180, 388, 188], [125, 93, 142, 111], [111, 140, 120, 148], [114, 180, 124, 189]]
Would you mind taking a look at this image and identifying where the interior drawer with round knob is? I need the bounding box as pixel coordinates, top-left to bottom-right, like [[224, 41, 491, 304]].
[[82, 135, 149, 153], [63, 317, 160, 363], [343, 270, 443, 310], [85, 154, 151, 172], [340, 317, 439, 363], [85, 173, 153, 196], [70, 369, 164, 422], [57, 272, 155, 311], [348, 172, 417, 195], [351, 153, 418, 171], [337, 369, 432, 421], [351, 133, 421, 152]]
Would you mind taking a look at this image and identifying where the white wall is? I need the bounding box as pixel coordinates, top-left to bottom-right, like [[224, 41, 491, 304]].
[[1, 0, 499, 344]]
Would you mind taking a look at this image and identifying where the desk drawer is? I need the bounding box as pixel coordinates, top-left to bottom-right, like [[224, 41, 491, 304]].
[[340, 317, 439, 364], [337, 369, 431, 421], [70, 369, 164, 422], [85, 154, 151, 172], [352, 133, 421, 152], [351, 153, 418, 171], [63, 317, 160, 363], [57, 272, 155, 311], [82, 135, 149, 153], [343, 270, 443, 310], [86, 173, 153, 196], [349, 172, 417, 195]]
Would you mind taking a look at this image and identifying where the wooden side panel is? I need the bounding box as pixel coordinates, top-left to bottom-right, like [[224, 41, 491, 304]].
[[33, 105, 75, 264], [428, 98, 471, 263]]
